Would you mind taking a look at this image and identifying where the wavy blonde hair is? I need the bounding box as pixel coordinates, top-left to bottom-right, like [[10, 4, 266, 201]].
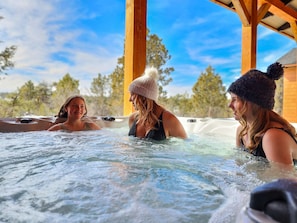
[[238, 98, 297, 151], [133, 94, 160, 131]]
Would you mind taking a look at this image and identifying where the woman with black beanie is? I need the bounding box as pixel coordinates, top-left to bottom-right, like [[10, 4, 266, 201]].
[[228, 62, 297, 167]]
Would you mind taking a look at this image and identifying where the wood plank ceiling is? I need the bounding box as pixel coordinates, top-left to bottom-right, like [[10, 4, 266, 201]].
[[211, 0, 297, 41]]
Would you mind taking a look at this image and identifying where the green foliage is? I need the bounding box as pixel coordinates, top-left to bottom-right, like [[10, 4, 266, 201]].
[[18, 80, 35, 100], [0, 45, 17, 74], [0, 16, 17, 74], [192, 66, 229, 118], [146, 30, 173, 99], [0, 92, 20, 117], [109, 64, 124, 116], [0, 27, 235, 119], [51, 73, 80, 112], [0, 67, 234, 119], [88, 29, 174, 115], [0, 81, 53, 117], [52, 73, 79, 96], [90, 73, 111, 116], [160, 93, 193, 117]]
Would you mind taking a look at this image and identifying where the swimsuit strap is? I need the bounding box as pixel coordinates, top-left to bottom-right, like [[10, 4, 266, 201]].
[[128, 111, 166, 140]]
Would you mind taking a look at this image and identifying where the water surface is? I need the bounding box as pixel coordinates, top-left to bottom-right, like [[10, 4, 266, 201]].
[[1, 128, 295, 223]]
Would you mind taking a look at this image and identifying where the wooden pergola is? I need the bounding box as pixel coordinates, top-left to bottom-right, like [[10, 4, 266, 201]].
[[211, 0, 297, 70], [123, 0, 147, 115], [123, 0, 297, 117]]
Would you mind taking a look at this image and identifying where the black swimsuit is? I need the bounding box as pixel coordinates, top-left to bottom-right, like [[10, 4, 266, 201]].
[[128, 113, 166, 140], [240, 127, 297, 160]]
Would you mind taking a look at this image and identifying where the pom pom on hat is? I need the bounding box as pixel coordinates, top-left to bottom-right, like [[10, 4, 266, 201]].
[[227, 62, 284, 110], [266, 62, 283, 80], [129, 67, 159, 101]]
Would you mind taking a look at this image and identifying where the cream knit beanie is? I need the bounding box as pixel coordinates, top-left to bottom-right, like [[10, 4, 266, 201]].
[[129, 67, 159, 101]]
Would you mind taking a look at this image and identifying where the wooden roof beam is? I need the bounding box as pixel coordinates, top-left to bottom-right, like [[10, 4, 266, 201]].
[[261, 0, 297, 21], [289, 20, 297, 41], [230, 0, 274, 26], [260, 0, 297, 41], [231, 0, 251, 26], [123, 0, 147, 115], [257, 2, 272, 23], [241, 0, 258, 73], [210, 0, 236, 11]]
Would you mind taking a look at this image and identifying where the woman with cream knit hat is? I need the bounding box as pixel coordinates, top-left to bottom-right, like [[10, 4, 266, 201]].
[[228, 62, 297, 167], [128, 67, 187, 140]]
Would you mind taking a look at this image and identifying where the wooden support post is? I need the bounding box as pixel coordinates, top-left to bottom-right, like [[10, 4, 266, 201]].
[[123, 0, 147, 116], [241, 0, 258, 74]]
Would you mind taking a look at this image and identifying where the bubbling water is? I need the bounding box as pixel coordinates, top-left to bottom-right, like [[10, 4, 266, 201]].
[[0, 127, 296, 223]]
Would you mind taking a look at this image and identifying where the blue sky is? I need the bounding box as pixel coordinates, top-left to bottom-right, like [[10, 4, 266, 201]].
[[0, 0, 295, 96]]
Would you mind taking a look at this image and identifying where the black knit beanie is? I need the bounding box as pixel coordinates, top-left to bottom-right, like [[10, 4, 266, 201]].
[[227, 62, 284, 110]]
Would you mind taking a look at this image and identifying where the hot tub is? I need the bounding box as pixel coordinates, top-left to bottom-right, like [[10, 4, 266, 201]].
[[0, 117, 296, 222]]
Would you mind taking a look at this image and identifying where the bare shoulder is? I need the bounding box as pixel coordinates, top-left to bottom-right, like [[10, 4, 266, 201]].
[[236, 125, 243, 132], [48, 123, 63, 131], [236, 125, 243, 138], [235, 125, 242, 147], [162, 110, 178, 121], [263, 127, 296, 145], [264, 127, 289, 138], [82, 117, 101, 130], [262, 127, 294, 165], [87, 122, 101, 130], [263, 127, 293, 150], [162, 110, 187, 139]]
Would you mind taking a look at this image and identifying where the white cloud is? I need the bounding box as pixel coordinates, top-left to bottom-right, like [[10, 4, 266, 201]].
[[1, 0, 295, 98], [0, 0, 123, 93], [0, 74, 31, 92], [164, 84, 193, 97]]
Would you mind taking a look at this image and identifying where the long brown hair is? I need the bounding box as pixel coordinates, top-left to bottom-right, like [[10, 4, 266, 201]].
[[238, 98, 297, 151]]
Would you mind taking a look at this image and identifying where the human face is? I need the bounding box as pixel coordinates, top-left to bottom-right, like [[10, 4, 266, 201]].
[[228, 93, 244, 120], [129, 93, 138, 110], [65, 97, 86, 119]]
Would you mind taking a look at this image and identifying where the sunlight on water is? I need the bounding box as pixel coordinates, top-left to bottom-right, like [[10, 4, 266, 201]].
[[0, 128, 296, 223]]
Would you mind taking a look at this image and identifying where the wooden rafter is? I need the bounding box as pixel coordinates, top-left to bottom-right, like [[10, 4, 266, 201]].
[[257, 2, 271, 23], [260, 0, 297, 41], [212, 0, 297, 40], [261, 0, 297, 21], [231, 0, 250, 25], [289, 20, 297, 39]]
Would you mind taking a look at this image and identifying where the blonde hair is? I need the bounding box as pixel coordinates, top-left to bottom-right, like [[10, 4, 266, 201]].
[[133, 94, 160, 131], [238, 98, 297, 151]]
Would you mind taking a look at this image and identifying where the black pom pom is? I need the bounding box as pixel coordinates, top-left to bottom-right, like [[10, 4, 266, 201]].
[[266, 62, 284, 80]]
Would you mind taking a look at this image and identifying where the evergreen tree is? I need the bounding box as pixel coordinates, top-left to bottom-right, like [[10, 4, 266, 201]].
[[163, 93, 193, 117], [0, 16, 17, 75], [0, 92, 20, 117], [192, 66, 229, 118], [90, 73, 110, 115], [51, 73, 80, 114], [146, 30, 173, 99], [109, 64, 124, 116], [103, 30, 174, 115]]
